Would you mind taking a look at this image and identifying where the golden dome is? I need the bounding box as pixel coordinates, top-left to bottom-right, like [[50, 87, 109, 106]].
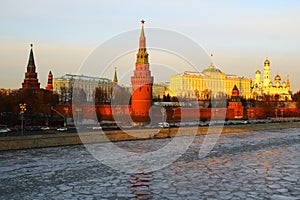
[[264, 58, 270, 66], [255, 70, 261, 74], [269, 81, 273, 86], [275, 74, 281, 81], [282, 81, 286, 87]]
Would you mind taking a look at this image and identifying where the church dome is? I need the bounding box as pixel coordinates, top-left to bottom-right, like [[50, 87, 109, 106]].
[[275, 74, 281, 82], [255, 70, 261, 74], [282, 81, 286, 87], [264, 58, 270, 66], [269, 81, 273, 86]]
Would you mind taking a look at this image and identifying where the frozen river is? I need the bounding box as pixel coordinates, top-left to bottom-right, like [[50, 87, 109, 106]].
[[0, 128, 299, 199]]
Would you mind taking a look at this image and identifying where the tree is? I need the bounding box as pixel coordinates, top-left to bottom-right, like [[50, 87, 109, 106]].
[[293, 90, 300, 109], [111, 85, 131, 105]]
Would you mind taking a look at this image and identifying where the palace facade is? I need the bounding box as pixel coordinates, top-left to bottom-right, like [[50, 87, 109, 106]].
[[169, 63, 251, 100]]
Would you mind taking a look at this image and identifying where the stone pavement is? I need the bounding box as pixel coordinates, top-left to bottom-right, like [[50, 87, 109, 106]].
[[0, 128, 299, 199]]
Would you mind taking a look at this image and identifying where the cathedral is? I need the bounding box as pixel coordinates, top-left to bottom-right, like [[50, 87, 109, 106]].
[[251, 57, 292, 101]]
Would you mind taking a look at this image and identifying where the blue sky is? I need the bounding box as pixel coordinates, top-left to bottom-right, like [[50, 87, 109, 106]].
[[1, 0, 300, 91]]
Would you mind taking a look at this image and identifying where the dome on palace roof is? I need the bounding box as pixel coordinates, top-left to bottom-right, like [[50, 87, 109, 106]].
[[255, 70, 261, 74], [202, 65, 222, 75]]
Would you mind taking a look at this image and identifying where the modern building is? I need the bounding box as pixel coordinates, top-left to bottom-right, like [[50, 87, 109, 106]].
[[130, 20, 154, 125], [169, 62, 251, 100], [53, 74, 114, 103], [251, 57, 292, 101]]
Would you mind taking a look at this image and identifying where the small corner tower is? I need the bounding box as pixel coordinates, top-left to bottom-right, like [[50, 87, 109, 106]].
[[130, 20, 154, 126], [228, 85, 244, 119], [46, 70, 53, 91], [21, 44, 40, 90]]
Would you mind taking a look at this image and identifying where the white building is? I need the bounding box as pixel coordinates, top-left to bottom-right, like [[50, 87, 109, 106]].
[[53, 74, 114, 103]]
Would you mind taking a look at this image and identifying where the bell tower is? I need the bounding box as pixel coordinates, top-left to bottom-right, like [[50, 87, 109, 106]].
[[130, 20, 154, 125], [263, 57, 271, 87]]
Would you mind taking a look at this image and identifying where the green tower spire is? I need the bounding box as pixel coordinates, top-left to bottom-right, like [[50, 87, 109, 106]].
[[140, 20, 145, 39], [136, 20, 148, 64], [27, 44, 36, 73], [113, 67, 118, 84]]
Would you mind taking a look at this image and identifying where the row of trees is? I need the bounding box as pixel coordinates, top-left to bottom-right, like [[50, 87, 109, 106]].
[[0, 89, 59, 114], [1, 87, 299, 126], [0, 89, 60, 126]]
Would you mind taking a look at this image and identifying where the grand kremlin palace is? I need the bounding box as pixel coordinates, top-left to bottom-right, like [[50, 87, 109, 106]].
[[169, 63, 251, 100]]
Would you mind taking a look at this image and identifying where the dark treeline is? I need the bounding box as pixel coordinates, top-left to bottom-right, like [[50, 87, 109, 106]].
[[0, 89, 59, 126]]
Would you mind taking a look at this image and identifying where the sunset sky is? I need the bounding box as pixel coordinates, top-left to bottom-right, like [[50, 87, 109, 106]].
[[1, 0, 299, 91]]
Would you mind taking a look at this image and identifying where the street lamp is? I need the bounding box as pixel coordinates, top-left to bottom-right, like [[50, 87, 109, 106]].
[[161, 107, 166, 122], [19, 103, 27, 136]]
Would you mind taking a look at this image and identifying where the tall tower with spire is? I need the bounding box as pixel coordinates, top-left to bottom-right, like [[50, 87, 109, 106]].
[[130, 20, 154, 125], [286, 75, 290, 89], [21, 44, 40, 90], [113, 67, 118, 84], [45, 71, 53, 91], [263, 56, 271, 87]]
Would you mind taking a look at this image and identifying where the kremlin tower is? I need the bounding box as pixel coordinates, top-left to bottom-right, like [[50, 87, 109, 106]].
[[228, 85, 244, 119], [113, 67, 118, 84], [130, 20, 154, 125], [21, 44, 40, 90], [45, 71, 53, 91]]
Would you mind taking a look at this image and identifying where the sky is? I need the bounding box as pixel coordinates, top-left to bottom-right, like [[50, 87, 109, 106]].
[[0, 0, 300, 91]]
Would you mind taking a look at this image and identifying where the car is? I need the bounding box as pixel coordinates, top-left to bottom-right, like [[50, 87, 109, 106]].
[[92, 126, 102, 130], [40, 126, 50, 130], [57, 127, 68, 132], [158, 122, 169, 128], [0, 125, 10, 133]]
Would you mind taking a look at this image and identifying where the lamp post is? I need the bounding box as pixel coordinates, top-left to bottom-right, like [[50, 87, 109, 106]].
[[19, 103, 27, 136], [172, 108, 175, 127], [161, 107, 166, 123]]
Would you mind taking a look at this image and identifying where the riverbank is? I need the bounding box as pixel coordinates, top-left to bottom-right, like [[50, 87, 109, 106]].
[[1, 122, 300, 151]]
